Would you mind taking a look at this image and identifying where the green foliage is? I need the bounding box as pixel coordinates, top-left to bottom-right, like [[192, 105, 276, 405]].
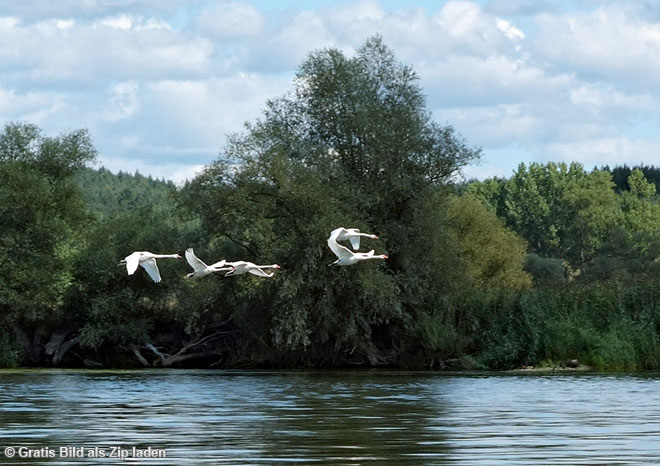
[[620, 168, 660, 235], [470, 283, 660, 371], [580, 228, 652, 282], [561, 169, 621, 264], [579, 168, 660, 283], [415, 311, 469, 365], [524, 254, 566, 285], [468, 163, 660, 278], [443, 195, 531, 292], [0, 122, 95, 329], [75, 167, 177, 220], [503, 162, 585, 256], [606, 164, 660, 194]]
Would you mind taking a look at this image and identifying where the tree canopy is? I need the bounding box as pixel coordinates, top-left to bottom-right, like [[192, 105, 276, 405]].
[[0, 122, 96, 363]]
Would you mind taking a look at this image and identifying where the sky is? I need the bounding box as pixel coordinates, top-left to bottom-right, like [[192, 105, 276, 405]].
[[1, 0, 660, 184]]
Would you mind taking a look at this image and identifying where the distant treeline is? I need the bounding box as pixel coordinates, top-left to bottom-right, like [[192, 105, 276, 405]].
[[606, 164, 660, 194], [3, 36, 660, 371], [75, 167, 176, 220]]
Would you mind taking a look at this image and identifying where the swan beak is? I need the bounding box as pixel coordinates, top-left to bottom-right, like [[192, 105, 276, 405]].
[[275, 265, 281, 269], [383, 255, 388, 259]]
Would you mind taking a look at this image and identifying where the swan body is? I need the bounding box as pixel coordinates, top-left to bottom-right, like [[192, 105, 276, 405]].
[[184, 248, 235, 278], [327, 229, 387, 266], [223, 261, 281, 278], [119, 251, 182, 283], [330, 227, 378, 250]]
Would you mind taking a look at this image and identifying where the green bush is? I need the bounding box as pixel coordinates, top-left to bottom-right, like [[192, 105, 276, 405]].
[[524, 253, 566, 285]]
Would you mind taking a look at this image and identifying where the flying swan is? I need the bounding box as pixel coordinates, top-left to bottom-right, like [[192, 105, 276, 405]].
[[327, 228, 387, 266], [329, 227, 378, 250], [223, 261, 281, 278], [184, 248, 235, 278], [119, 251, 182, 283]]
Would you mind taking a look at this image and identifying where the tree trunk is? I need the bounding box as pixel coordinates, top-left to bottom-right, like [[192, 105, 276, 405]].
[[130, 344, 150, 367], [45, 324, 78, 365], [145, 343, 167, 366], [52, 337, 79, 365]]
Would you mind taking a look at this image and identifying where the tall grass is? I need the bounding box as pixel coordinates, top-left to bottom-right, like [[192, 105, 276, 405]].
[[416, 282, 660, 370]]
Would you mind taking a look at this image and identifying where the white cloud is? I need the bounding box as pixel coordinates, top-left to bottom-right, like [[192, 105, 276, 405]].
[[533, 5, 660, 85], [0, 16, 19, 29], [100, 13, 133, 29], [329, 0, 385, 23], [569, 84, 650, 111], [437, 103, 542, 148], [540, 137, 660, 170], [56, 18, 74, 29], [484, 0, 559, 16], [105, 81, 139, 121], [143, 73, 290, 144], [0, 14, 212, 85], [434, 1, 509, 55], [496, 18, 524, 40], [196, 2, 264, 39], [276, 11, 333, 62], [0, 0, 197, 22], [0, 86, 63, 123], [421, 54, 572, 108]]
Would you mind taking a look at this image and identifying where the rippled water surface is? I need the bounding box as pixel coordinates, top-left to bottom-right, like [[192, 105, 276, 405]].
[[2, 370, 660, 464]]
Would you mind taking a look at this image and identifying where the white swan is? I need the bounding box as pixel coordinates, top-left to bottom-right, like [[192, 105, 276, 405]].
[[184, 248, 235, 278], [330, 227, 378, 250], [327, 229, 387, 266], [119, 251, 182, 283], [223, 261, 281, 278]]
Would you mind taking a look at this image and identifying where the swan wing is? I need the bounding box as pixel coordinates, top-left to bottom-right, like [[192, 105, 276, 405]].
[[247, 267, 274, 278], [327, 237, 354, 260], [124, 252, 141, 275], [349, 235, 361, 250], [140, 258, 162, 283], [328, 228, 345, 242], [185, 248, 208, 273], [208, 259, 226, 269], [224, 261, 247, 276]]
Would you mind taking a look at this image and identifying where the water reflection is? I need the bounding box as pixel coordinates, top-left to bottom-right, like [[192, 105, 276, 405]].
[[2, 370, 660, 464]]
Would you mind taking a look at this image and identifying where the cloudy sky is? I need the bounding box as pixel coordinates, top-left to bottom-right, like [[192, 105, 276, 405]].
[[1, 0, 659, 183]]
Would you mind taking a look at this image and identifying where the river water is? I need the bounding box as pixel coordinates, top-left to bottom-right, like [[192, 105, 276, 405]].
[[1, 370, 660, 464]]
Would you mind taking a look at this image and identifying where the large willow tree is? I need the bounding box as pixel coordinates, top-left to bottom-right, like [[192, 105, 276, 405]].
[[0, 122, 96, 364], [181, 36, 499, 365]]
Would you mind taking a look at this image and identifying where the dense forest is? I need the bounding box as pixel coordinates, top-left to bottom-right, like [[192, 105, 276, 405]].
[[4, 36, 660, 370]]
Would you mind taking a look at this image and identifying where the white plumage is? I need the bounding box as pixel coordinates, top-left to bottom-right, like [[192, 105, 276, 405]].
[[120, 251, 182, 283], [184, 248, 235, 278], [327, 228, 387, 266]]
